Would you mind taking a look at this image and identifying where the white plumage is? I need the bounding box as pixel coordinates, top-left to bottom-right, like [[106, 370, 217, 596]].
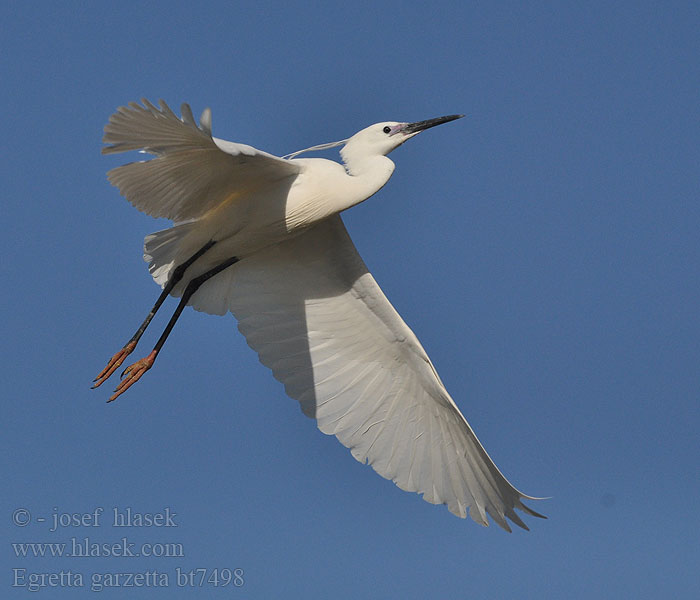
[[95, 100, 545, 531]]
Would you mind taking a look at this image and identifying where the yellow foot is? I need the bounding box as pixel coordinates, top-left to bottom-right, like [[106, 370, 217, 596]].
[[108, 351, 157, 402], [92, 341, 137, 388]]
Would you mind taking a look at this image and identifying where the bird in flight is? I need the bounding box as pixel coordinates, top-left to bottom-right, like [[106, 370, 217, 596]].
[[93, 99, 545, 531]]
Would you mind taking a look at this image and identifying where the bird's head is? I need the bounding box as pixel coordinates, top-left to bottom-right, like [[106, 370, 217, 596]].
[[340, 115, 463, 172]]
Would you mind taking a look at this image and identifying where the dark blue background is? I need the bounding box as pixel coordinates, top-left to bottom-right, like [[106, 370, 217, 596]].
[[2, 1, 698, 597]]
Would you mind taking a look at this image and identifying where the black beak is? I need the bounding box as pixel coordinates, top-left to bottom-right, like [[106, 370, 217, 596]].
[[403, 114, 464, 134]]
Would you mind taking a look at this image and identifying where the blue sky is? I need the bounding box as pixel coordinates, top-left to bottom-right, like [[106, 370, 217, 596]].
[[2, 1, 699, 597]]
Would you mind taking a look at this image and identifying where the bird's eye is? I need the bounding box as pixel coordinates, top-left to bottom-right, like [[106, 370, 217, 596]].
[[383, 126, 391, 134]]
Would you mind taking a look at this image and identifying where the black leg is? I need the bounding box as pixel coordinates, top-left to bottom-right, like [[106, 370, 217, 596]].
[[93, 240, 216, 388], [109, 255, 240, 401], [152, 255, 240, 355]]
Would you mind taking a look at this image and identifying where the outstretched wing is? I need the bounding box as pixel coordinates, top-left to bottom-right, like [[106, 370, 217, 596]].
[[192, 215, 545, 531], [102, 99, 300, 222]]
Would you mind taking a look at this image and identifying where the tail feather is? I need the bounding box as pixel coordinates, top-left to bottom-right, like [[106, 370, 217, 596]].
[[143, 223, 236, 316], [143, 222, 198, 287]]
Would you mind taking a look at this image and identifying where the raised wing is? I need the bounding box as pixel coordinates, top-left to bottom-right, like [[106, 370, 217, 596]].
[[191, 215, 545, 531], [102, 99, 300, 222]]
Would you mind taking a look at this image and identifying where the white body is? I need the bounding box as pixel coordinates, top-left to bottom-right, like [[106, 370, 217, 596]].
[[146, 153, 393, 292], [102, 100, 544, 531]]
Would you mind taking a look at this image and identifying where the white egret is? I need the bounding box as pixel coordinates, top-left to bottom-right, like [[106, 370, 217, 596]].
[[93, 99, 545, 531]]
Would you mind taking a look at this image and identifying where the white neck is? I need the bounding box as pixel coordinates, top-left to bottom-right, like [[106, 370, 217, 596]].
[[340, 153, 396, 205], [283, 154, 396, 231]]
